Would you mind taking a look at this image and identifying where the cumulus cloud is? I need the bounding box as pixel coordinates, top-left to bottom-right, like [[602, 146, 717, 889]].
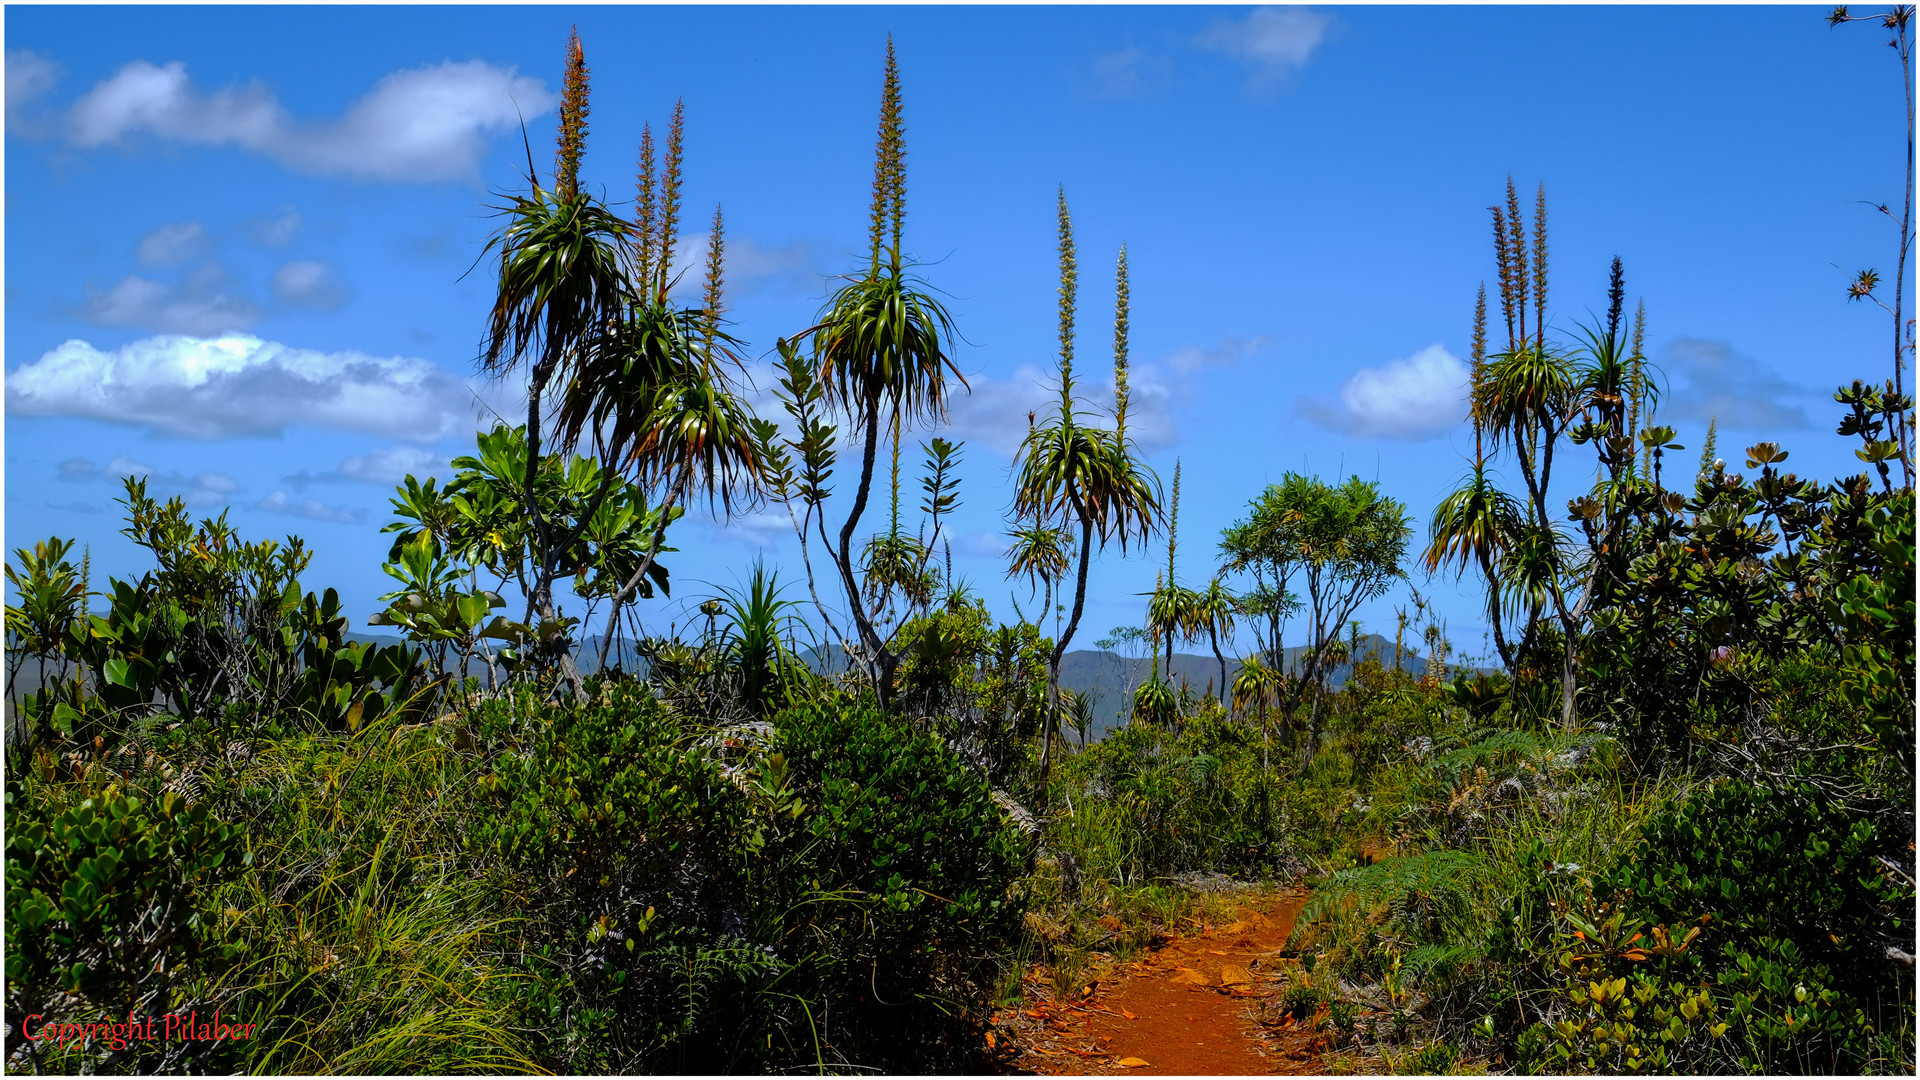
[[667, 232, 827, 299], [702, 509, 795, 549], [57, 453, 242, 508], [282, 445, 451, 490], [1166, 334, 1278, 374], [1658, 337, 1811, 431], [1085, 46, 1174, 99], [245, 208, 300, 248], [1296, 344, 1469, 441], [254, 489, 366, 524], [9, 334, 491, 441], [7, 49, 60, 128], [136, 221, 211, 267], [271, 259, 352, 309], [80, 267, 259, 335], [1195, 6, 1332, 90], [64, 58, 552, 183], [942, 335, 1271, 458]]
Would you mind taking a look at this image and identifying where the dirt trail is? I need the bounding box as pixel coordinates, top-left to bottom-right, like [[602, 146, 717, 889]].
[[992, 888, 1338, 1076]]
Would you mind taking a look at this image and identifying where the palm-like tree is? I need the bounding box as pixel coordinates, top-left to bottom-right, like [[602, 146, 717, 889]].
[[1424, 462, 1524, 667], [1016, 420, 1157, 695], [1005, 520, 1072, 630], [1193, 575, 1239, 699], [1014, 191, 1159, 775], [478, 34, 631, 636], [591, 372, 765, 670], [796, 42, 965, 704]]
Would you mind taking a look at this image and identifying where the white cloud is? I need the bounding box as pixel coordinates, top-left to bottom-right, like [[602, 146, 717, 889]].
[[282, 445, 451, 490], [1165, 333, 1278, 374], [254, 489, 366, 525], [65, 58, 552, 184], [1296, 344, 1469, 441], [1086, 46, 1173, 99], [667, 231, 826, 300], [1659, 337, 1811, 431], [941, 332, 1246, 460], [271, 259, 352, 309], [56, 454, 241, 508], [246, 208, 301, 248], [1195, 6, 1332, 90], [137, 221, 210, 267], [7, 49, 61, 128], [702, 509, 794, 549], [80, 270, 259, 335], [9, 334, 494, 442]]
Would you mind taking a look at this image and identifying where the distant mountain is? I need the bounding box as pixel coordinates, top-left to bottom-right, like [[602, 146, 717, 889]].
[[1059, 633, 1476, 743], [7, 630, 1478, 746]]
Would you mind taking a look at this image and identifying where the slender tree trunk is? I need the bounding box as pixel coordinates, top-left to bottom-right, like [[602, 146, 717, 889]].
[[835, 397, 893, 703], [596, 473, 688, 673], [1211, 627, 1227, 705], [1479, 549, 1515, 670], [1043, 513, 1095, 783]]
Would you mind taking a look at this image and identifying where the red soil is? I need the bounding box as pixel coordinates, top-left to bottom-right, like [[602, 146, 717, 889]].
[[991, 888, 1340, 1076]]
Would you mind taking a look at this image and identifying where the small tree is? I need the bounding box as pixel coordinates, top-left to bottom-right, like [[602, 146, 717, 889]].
[[1225, 473, 1409, 766]]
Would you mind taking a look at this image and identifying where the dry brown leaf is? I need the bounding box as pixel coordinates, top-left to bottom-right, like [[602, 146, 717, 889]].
[[1120, 1007, 1138, 1020], [1207, 949, 1228, 955], [1219, 964, 1254, 987], [985, 1031, 996, 1048], [1171, 967, 1210, 986], [1116, 1056, 1152, 1068]]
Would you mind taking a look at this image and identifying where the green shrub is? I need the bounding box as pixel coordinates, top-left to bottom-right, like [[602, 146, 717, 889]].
[[764, 696, 1026, 1069], [6, 782, 248, 1072], [469, 683, 761, 1072], [1599, 779, 1914, 1073], [1405, 1038, 1459, 1074]]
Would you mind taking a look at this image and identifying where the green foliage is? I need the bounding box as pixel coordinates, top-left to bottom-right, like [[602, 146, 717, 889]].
[[762, 698, 1026, 1068], [468, 683, 760, 1071], [1405, 1039, 1459, 1074], [1596, 779, 1913, 1073], [6, 783, 247, 1071], [1830, 492, 1915, 776]]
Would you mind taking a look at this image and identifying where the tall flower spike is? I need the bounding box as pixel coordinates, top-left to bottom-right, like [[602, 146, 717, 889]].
[[702, 204, 726, 352], [888, 413, 903, 539], [555, 28, 589, 202], [1471, 282, 1488, 462], [656, 99, 685, 296], [1113, 244, 1132, 443], [868, 38, 904, 268], [1604, 256, 1625, 343], [1166, 458, 1181, 584], [1490, 206, 1516, 347], [1505, 177, 1528, 345], [1532, 182, 1549, 352], [885, 38, 906, 260], [1628, 298, 1649, 452], [634, 125, 657, 294], [1056, 187, 1078, 417]]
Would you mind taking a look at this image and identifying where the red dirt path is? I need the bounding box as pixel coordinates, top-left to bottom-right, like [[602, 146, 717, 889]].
[[991, 888, 1340, 1076]]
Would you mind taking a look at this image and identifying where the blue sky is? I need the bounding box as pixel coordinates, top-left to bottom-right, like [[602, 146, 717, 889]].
[[5, 5, 1908, 663]]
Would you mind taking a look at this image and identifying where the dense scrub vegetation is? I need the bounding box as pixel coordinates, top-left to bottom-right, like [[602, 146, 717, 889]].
[[6, 19, 1916, 1076]]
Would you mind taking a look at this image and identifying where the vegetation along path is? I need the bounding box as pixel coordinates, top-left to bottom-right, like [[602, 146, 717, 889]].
[[992, 887, 1355, 1076]]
